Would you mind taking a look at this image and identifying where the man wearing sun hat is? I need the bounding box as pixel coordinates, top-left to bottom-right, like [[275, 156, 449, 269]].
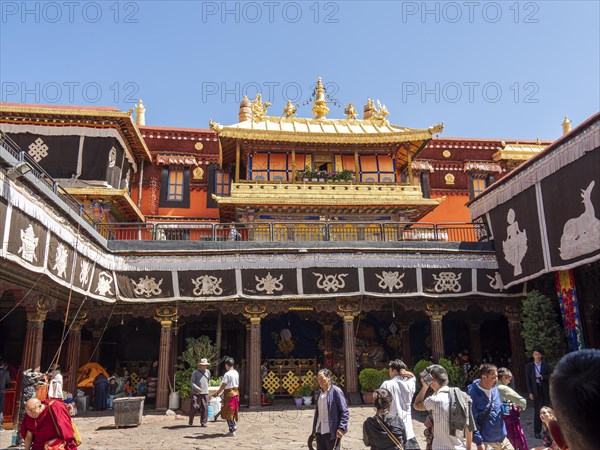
[[189, 358, 211, 427]]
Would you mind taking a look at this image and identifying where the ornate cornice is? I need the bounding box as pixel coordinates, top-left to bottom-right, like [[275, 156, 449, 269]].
[[242, 304, 267, 323], [154, 305, 178, 328], [425, 302, 448, 321]]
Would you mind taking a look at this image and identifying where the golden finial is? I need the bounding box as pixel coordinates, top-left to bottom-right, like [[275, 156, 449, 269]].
[[239, 95, 252, 122], [283, 100, 298, 118], [312, 77, 329, 120], [250, 93, 271, 122], [135, 99, 146, 126], [562, 115, 572, 135], [344, 102, 357, 120]]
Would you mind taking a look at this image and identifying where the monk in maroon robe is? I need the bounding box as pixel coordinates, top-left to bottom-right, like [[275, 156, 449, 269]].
[[21, 398, 78, 450]]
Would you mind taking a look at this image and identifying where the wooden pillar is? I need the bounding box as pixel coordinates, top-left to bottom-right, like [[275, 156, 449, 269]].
[[243, 305, 266, 408], [235, 141, 240, 183], [65, 312, 88, 393], [22, 298, 52, 372], [215, 311, 223, 377], [169, 323, 179, 389], [505, 304, 527, 391], [154, 306, 177, 409], [425, 303, 447, 363], [406, 143, 413, 184], [469, 321, 483, 364], [337, 302, 360, 402], [244, 322, 251, 404], [291, 148, 296, 183], [354, 148, 360, 183], [90, 329, 103, 363], [399, 322, 412, 366], [320, 322, 334, 368]]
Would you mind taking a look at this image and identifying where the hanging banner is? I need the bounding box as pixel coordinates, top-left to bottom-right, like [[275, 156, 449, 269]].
[[554, 269, 585, 351]]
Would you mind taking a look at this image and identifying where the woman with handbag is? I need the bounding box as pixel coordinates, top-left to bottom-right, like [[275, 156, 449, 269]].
[[20, 397, 78, 450], [363, 388, 407, 450]]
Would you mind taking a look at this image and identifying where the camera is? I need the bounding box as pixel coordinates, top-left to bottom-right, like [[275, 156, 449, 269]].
[[420, 369, 434, 386]]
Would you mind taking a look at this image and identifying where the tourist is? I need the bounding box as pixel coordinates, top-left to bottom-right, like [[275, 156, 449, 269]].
[[363, 388, 406, 449], [137, 377, 147, 397], [525, 349, 551, 439], [107, 377, 117, 409], [212, 358, 239, 436], [414, 364, 472, 450], [0, 359, 11, 433], [229, 223, 242, 241], [92, 372, 109, 411], [531, 407, 559, 450], [311, 368, 349, 450], [189, 358, 211, 427], [380, 359, 420, 449], [467, 363, 514, 450], [47, 364, 63, 400], [497, 368, 528, 450], [20, 397, 78, 450], [548, 349, 600, 450]]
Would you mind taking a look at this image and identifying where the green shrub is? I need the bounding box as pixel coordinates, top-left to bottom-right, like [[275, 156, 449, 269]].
[[413, 358, 467, 391], [299, 384, 313, 397], [359, 368, 388, 393], [175, 367, 194, 400]]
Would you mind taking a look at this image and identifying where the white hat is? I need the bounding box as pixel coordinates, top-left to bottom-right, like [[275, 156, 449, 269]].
[[198, 358, 209, 366]]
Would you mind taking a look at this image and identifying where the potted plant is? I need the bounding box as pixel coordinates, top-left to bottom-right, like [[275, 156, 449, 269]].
[[317, 170, 327, 182], [299, 384, 314, 405], [359, 368, 387, 404], [264, 391, 275, 406], [292, 387, 304, 407], [174, 336, 222, 413]]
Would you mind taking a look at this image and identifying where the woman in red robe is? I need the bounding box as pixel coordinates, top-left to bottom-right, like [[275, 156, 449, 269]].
[[20, 398, 78, 450]]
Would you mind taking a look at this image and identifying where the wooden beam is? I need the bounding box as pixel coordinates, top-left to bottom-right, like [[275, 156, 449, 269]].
[[354, 148, 360, 184], [235, 141, 240, 183]]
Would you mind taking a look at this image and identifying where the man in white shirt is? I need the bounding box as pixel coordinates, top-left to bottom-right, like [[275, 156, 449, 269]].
[[414, 364, 472, 450], [212, 358, 240, 436], [380, 359, 420, 449]]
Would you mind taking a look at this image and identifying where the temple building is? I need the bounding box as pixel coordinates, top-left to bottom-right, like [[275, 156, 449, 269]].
[[0, 80, 596, 425]]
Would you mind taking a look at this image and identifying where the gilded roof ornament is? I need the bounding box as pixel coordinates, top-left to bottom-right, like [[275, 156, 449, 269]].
[[344, 102, 357, 120], [562, 115, 572, 135], [283, 100, 298, 118], [209, 119, 223, 132], [429, 123, 444, 134], [311, 77, 329, 120], [364, 98, 389, 124], [250, 93, 271, 122]]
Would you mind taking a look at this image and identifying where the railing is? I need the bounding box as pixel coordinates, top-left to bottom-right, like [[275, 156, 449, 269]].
[[0, 135, 96, 225], [97, 221, 488, 243]]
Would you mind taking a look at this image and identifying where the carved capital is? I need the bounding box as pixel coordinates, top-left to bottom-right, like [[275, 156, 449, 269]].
[[242, 304, 267, 323], [336, 302, 360, 321], [425, 302, 448, 322], [24, 296, 55, 323], [154, 305, 178, 329], [70, 310, 89, 332], [505, 303, 522, 325]]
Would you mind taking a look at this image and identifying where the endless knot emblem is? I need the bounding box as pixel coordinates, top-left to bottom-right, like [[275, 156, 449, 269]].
[[255, 272, 284, 294], [28, 138, 49, 162], [375, 271, 405, 292], [486, 272, 504, 291], [52, 243, 69, 278], [314, 272, 348, 292], [18, 224, 39, 263], [132, 276, 163, 298], [79, 260, 91, 287], [432, 272, 462, 293], [96, 271, 114, 296], [192, 275, 223, 296]]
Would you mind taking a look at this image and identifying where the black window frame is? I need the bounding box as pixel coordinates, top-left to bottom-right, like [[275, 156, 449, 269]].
[[159, 165, 190, 208]]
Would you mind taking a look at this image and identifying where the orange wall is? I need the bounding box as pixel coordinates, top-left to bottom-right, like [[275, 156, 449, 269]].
[[418, 194, 471, 223], [132, 186, 219, 220]]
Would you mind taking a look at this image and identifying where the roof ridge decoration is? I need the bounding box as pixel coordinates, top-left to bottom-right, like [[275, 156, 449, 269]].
[[312, 77, 329, 120]]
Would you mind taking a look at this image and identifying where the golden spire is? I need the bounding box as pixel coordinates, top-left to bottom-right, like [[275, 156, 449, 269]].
[[135, 99, 146, 126], [312, 77, 329, 120], [283, 100, 298, 118], [562, 115, 572, 135]]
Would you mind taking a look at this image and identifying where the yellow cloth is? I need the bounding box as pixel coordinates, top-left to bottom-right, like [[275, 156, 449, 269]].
[[220, 388, 239, 421], [76, 362, 109, 388]]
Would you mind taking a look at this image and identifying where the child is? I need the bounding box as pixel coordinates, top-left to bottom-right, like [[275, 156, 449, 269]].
[[107, 376, 117, 409], [125, 379, 133, 397], [137, 377, 147, 397], [532, 407, 560, 450]]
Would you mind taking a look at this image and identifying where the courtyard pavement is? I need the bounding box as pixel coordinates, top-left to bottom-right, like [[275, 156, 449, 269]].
[[0, 399, 545, 450]]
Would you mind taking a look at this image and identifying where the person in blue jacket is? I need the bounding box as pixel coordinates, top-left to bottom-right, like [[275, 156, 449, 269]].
[[467, 363, 515, 450], [311, 368, 349, 450]]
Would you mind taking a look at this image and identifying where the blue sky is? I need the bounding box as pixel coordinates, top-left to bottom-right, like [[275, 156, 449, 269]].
[[1, 1, 598, 140]]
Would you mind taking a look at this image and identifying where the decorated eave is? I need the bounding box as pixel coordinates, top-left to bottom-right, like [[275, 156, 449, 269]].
[[64, 187, 145, 222], [0, 103, 152, 161], [492, 141, 548, 162]]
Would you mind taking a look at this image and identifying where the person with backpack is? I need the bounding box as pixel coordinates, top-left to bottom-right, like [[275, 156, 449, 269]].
[[414, 364, 473, 450], [467, 364, 514, 450]]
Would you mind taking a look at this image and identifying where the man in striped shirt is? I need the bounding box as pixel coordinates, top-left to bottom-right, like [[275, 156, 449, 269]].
[[414, 364, 472, 450]]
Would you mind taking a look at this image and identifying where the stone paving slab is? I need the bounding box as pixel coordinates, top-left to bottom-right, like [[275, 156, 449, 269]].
[[0, 400, 544, 450]]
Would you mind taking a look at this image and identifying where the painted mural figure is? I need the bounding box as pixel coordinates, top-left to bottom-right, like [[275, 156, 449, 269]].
[[503, 208, 528, 276], [559, 180, 600, 260]]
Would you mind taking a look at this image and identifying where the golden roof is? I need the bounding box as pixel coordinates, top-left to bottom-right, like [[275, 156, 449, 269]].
[[64, 187, 145, 222], [210, 116, 443, 145], [492, 142, 547, 162]]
